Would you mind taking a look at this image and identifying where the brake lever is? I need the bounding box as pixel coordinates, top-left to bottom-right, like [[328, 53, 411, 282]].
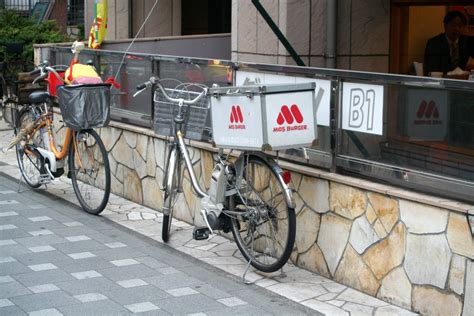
[[132, 88, 146, 98]]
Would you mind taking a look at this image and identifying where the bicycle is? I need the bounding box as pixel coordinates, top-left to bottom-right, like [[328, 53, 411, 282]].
[[135, 77, 296, 273], [7, 43, 111, 215]]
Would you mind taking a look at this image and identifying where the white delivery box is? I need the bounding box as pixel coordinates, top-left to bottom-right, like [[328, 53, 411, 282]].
[[208, 83, 317, 151]]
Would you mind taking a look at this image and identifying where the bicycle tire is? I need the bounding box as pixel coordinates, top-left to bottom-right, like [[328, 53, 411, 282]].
[[68, 129, 110, 215], [15, 108, 43, 188], [162, 147, 179, 242], [229, 153, 296, 273]]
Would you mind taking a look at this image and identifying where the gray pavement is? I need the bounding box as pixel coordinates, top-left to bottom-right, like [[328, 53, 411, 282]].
[[0, 173, 317, 315]]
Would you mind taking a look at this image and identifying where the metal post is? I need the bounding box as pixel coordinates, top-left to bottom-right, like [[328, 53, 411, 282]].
[[251, 0, 305, 67]]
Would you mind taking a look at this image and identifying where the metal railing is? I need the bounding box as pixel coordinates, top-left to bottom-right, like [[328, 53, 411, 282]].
[[1, 0, 41, 16], [47, 45, 474, 203]]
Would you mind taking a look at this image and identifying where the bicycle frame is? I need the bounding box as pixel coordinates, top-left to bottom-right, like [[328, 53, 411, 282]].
[[25, 104, 74, 161]]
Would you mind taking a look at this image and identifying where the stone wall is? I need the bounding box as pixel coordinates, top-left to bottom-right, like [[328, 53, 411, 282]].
[[98, 123, 473, 315]]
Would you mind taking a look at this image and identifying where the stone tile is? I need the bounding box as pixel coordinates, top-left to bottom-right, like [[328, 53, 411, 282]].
[[68, 252, 96, 260], [28, 308, 64, 316], [117, 279, 148, 288], [377, 267, 412, 309], [266, 282, 326, 302], [28, 284, 60, 294], [0, 276, 15, 283], [0, 224, 17, 230], [404, 233, 451, 288], [104, 242, 127, 248], [0, 281, 32, 298], [146, 273, 205, 291], [328, 300, 345, 307], [342, 302, 374, 315], [336, 288, 388, 307], [28, 216, 52, 222], [71, 270, 102, 280], [301, 299, 349, 316], [125, 301, 160, 313], [28, 230, 53, 237], [74, 293, 107, 303], [399, 200, 448, 234], [335, 245, 380, 296], [349, 215, 380, 254], [0, 200, 18, 205], [296, 207, 320, 253], [368, 192, 399, 233], [297, 244, 331, 278], [28, 246, 55, 253], [330, 183, 366, 219], [166, 287, 198, 297], [0, 256, 16, 263], [28, 263, 58, 272], [217, 296, 247, 307], [412, 285, 462, 316], [65, 235, 91, 242], [363, 223, 406, 280], [157, 267, 180, 275], [317, 212, 352, 276], [110, 258, 139, 267], [374, 305, 416, 316], [0, 239, 17, 246], [0, 298, 14, 307], [449, 254, 466, 295], [0, 211, 18, 217], [99, 264, 157, 282], [463, 260, 474, 316], [62, 221, 83, 227], [156, 293, 224, 314], [447, 212, 474, 259]]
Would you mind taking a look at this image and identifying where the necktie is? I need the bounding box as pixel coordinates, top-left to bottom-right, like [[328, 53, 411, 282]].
[[451, 42, 459, 69]]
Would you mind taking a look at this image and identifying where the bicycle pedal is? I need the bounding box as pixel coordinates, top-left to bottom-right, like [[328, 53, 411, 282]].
[[193, 227, 210, 240]]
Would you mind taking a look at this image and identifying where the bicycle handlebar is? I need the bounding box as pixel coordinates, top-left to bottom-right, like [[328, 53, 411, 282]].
[[31, 62, 67, 85], [134, 76, 206, 105]]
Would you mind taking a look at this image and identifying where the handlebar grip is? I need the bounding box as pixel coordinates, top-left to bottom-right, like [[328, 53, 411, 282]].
[[29, 69, 41, 76], [136, 83, 147, 91]]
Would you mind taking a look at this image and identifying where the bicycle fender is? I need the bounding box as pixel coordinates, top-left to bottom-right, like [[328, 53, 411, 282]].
[[235, 152, 296, 209]]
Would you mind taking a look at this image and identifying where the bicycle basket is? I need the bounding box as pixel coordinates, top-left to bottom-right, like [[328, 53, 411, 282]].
[[154, 88, 210, 141], [56, 84, 111, 131]]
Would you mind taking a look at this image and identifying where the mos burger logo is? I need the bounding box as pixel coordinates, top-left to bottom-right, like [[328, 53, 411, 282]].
[[273, 104, 308, 132], [228, 105, 246, 129], [414, 100, 441, 125]]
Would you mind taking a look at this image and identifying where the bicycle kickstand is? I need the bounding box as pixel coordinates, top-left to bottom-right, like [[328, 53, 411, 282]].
[[242, 257, 253, 285]]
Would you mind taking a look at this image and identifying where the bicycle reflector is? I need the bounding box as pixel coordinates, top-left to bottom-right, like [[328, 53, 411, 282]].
[[281, 170, 291, 184]]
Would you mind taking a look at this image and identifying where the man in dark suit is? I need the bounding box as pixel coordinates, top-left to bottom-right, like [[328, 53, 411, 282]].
[[424, 11, 474, 76]]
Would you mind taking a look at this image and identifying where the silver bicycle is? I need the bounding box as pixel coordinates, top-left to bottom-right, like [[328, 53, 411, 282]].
[[135, 77, 296, 273]]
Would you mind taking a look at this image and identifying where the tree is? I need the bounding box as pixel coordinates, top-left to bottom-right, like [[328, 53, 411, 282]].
[[0, 9, 69, 82]]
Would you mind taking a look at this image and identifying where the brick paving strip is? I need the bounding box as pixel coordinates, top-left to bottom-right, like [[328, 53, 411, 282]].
[[0, 127, 416, 315]]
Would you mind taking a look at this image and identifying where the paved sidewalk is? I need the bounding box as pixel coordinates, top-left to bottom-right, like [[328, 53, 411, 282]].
[[0, 173, 318, 315], [0, 125, 416, 316]]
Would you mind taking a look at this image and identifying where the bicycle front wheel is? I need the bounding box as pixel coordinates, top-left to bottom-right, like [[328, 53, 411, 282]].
[[162, 147, 179, 242], [229, 154, 295, 273], [15, 108, 43, 188], [69, 129, 110, 215]]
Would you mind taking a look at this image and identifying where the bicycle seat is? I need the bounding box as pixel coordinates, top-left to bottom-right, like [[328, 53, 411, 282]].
[[29, 91, 50, 104]]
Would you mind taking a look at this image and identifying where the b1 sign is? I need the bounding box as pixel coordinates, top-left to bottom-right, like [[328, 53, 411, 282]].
[[342, 82, 384, 136]]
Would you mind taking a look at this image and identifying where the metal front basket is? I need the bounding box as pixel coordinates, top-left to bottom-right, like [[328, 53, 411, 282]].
[[153, 88, 210, 141]]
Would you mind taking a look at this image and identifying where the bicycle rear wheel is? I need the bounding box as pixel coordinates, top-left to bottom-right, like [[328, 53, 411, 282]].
[[162, 147, 179, 242], [229, 154, 295, 273], [69, 129, 110, 215], [15, 108, 43, 188]]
